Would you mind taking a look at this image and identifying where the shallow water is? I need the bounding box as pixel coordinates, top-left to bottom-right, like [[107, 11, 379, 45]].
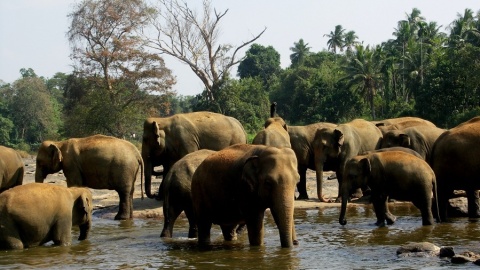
[[0, 203, 479, 269]]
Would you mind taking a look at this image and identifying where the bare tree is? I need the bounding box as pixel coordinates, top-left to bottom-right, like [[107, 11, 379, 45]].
[[146, 0, 266, 103]]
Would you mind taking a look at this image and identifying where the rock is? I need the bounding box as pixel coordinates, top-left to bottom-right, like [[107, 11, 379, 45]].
[[448, 197, 469, 217], [451, 251, 480, 264], [439, 246, 455, 257], [397, 242, 440, 257]]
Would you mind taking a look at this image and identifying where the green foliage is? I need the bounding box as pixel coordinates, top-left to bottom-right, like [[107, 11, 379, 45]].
[[237, 44, 281, 86]]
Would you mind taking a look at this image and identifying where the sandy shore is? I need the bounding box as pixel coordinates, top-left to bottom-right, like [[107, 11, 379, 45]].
[[22, 157, 347, 220]]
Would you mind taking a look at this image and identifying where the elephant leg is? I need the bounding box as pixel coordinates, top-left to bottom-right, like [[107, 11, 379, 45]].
[[372, 194, 387, 226], [197, 220, 212, 246], [115, 190, 131, 220], [385, 196, 397, 225], [220, 225, 238, 241], [412, 195, 434, 225], [246, 213, 265, 246], [52, 218, 73, 246], [466, 189, 480, 218], [296, 167, 308, 200], [160, 204, 183, 238], [183, 205, 197, 239], [0, 236, 24, 250]]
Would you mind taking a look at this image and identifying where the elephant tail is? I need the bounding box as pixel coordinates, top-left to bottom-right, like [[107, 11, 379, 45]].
[[433, 176, 440, 223], [139, 157, 144, 200]]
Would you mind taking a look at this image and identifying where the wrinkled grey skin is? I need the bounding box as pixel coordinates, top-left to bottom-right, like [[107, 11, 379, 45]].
[[288, 122, 337, 200], [191, 144, 299, 248], [313, 119, 382, 202], [0, 183, 93, 250], [380, 125, 446, 161], [160, 149, 216, 239], [0, 146, 24, 192], [340, 151, 438, 227], [142, 112, 247, 200], [35, 135, 143, 220], [430, 116, 480, 221]]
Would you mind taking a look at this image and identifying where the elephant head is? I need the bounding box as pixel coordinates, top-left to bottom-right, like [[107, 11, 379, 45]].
[[241, 148, 299, 247], [311, 128, 343, 200], [339, 156, 370, 225], [35, 141, 63, 183], [142, 119, 167, 198], [380, 130, 410, 148], [70, 187, 93, 240]]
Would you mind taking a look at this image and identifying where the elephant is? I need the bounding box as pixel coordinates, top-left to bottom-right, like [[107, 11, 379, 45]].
[[252, 102, 291, 148], [373, 116, 436, 135], [288, 122, 337, 200], [313, 118, 382, 202], [363, 146, 423, 159], [0, 183, 93, 250], [0, 145, 24, 192], [35, 134, 143, 220], [160, 149, 216, 239], [380, 125, 446, 161], [430, 116, 480, 221], [141, 112, 247, 200], [191, 144, 299, 248], [339, 151, 438, 226]]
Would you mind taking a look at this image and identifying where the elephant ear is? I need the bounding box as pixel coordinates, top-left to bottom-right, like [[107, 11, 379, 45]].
[[73, 190, 91, 224], [153, 121, 166, 148], [48, 144, 63, 170], [242, 156, 260, 192], [399, 134, 411, 147], [334, 129, 344, 147], [360, 157, 371, 177]]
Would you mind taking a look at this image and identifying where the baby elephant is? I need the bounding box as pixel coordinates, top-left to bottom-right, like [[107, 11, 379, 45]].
[[0, 183, 93, 250], [339, 151, 438, 226], [161, 149, 216, 238]]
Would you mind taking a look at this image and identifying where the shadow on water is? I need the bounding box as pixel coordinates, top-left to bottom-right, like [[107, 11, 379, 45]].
[[0, 203, 479, 269]]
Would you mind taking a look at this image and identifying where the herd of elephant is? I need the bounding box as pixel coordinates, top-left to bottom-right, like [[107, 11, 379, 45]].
[[1, 105, 480, 249]]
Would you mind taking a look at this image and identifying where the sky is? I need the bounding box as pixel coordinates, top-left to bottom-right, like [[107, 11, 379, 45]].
[[0, 0, 478, 96]]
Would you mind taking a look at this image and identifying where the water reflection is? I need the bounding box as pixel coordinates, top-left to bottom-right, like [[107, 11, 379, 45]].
[[0, 204, 479, 269]]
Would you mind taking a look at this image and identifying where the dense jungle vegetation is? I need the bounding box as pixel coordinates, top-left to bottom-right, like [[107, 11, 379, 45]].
[[1, 0, 480, 152]]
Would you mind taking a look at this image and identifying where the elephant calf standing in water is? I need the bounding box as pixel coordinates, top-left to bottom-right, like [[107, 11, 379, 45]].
[[161, 149, 216, 238], [191, 144, 300, 248], [35, 134, 143, 220], [0, 183, 93, 250], [0, 145, 24, 192], [339, 151, 439, 226]]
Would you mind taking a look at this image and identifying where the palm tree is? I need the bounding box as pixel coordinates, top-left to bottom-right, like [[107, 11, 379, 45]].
[[448, 8, 478, 47], [343, 30, 359, 55], [324, 25, 345, 54], [289, 39, 311, 67], [342, 45, 383, 120]]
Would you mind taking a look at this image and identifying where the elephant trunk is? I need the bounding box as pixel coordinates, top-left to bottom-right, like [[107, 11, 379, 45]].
[[34, 169, 46, 183], [78, 220, 91, 240], [271, 195, 295, 248], [339, 190, 349, 225], [144, 158, 155, 199]]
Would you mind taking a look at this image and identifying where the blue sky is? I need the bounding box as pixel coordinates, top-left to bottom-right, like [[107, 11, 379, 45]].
[[0, 0, 477, 96]]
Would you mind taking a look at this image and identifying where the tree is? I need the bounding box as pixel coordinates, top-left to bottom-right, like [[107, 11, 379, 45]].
[[343, 45, 383, 120], [237, 44, 281, 86], [324, 25, 345, 54], [289, 39, 311, 67], [146, 0, 266, 109], [343, 30, 359, 54], [67, 0, 175, 137]]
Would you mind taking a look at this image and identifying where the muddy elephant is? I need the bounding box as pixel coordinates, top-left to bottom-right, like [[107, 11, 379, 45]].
[[35, 134, 143, 220], [191, 144, 299, 248], [313, 119, 382, 202], [373, 116, 436, 134], [288, 122, 337, 200], [0, 183, 93, 250], [339, 151, 438, 226], [160, 149, 216, 239], [380, 125, 446, 161], [0, 145, 24, 192], [430, 116, 480, 221], [142, 112, 247, 200], [252, 102, 291, 148]]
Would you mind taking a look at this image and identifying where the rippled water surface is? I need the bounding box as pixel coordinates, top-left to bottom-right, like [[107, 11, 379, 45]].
[[1, 204, 479, 269]]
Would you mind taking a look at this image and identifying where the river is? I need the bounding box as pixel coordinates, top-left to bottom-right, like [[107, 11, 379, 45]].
[[0, 203, 478, 269]]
